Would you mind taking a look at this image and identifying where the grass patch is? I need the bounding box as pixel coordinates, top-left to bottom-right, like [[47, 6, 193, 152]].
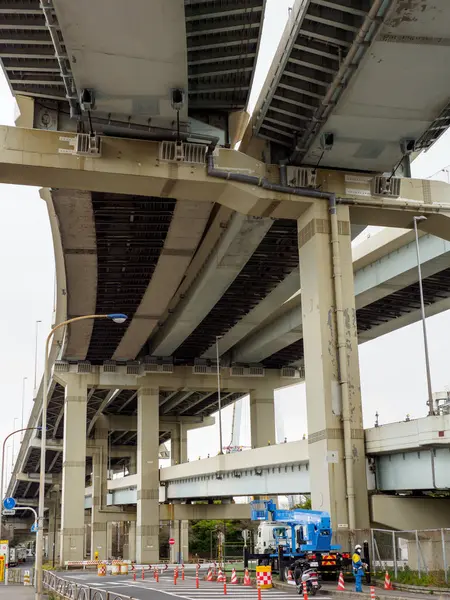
[[378, 568, 450, 588]]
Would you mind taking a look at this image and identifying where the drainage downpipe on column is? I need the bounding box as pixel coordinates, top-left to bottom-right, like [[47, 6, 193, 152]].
[[206, 154, 356, 530], [329, 194, 356, 532]]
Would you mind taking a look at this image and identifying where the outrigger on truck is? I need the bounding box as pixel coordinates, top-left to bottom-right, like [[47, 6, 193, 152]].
[[244, 500, 353, 581]]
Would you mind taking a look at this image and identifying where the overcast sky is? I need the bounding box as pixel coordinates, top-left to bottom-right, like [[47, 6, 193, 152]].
[[1, 0, 450, 476]]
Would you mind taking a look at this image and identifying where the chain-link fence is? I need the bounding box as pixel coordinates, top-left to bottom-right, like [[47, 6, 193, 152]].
[[371, 528, 450, 585]]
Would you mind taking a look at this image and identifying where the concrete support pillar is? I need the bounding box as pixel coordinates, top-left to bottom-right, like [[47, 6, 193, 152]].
[[171, 423, 188, 465], [107, 522, 113, 559], [136, 387, 160, 564], [128, 521, 137, 562], [91, 416, 108, 560], [298, 203, 369, 533], [48, 490, 60, 565], [250, 392, 276, 448], [60, 376, 88, 563], [170, 520, 189, 563], [129, 452, 137, 475], [170, 429, 189, 562]]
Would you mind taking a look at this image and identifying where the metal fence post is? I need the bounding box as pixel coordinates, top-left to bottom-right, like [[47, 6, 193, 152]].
[[371, 530, 376, 573], [442, 529, 448, 584], [415, 530, 421, 577]]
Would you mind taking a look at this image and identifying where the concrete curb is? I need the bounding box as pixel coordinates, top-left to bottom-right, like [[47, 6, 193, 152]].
[[273, 580, 450, 600], [372, 580, 450, 597]]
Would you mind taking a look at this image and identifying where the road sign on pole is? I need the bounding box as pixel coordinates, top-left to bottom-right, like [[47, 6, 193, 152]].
[[2, 498, 15, 511], [31, 523, 38, 533], [169, 538, 175, 546]]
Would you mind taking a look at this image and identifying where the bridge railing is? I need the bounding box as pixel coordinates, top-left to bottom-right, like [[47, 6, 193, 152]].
[[43, 570, 133, 599]]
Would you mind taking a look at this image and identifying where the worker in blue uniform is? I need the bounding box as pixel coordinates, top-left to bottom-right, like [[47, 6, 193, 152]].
[[352, 544, 365, 592]]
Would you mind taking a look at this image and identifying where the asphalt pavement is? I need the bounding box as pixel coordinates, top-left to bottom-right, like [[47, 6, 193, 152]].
[[61, 570, 332, 600]]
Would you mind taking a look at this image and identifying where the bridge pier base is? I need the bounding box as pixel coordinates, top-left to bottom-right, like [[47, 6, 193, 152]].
[[298, 203, 369, 535], [136, 386, 160, 564], [60, 375, 88, 564], [250, 391, 276, 448]]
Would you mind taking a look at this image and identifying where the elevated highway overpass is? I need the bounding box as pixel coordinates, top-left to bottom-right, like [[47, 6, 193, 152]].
[[3, 0, 450, 567]]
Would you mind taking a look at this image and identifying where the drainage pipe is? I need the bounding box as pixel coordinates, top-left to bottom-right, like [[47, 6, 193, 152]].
[[329, 193, 356, 531], [292, 0, 390, 163], [40, 0, 80, 117], [207, 152, 356, 530]]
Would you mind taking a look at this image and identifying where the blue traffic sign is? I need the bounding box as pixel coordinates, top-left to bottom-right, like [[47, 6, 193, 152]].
[[3, 498, 16, 510], [31, 523, 38, 533]]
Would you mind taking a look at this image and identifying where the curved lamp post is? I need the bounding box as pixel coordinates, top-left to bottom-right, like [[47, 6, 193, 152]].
[[35, 313, 127, 599]]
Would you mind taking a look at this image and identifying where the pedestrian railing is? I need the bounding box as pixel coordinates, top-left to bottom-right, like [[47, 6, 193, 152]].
[[43, 570, 134, 599]]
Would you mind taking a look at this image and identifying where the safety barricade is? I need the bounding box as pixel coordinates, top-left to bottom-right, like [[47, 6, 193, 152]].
[[256, 565, 272, 589]]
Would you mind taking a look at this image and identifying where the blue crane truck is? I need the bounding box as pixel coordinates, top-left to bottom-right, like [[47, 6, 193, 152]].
[[244, 500, 353, 581]]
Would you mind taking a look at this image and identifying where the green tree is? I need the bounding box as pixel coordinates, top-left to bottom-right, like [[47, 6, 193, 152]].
[[292, 496, 312, 510], [189, 519, 254, 556]]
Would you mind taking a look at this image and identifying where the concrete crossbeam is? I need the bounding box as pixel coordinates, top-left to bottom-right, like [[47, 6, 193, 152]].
[[0, 127, 449, 230], [54, 366, 283, 393], [17, 473, 53, 484], [159, 504, 251, 521], [106, 414, 214, 432]]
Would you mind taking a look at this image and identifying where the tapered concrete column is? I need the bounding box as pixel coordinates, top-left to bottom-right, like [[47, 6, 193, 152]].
[[171, 423, 188, 465], [91, 416, 108, 560], [298, 202, 369, 533], [250, 392, 276, 448], [136, 387, 160, 564], [60, 375, 88, 563]]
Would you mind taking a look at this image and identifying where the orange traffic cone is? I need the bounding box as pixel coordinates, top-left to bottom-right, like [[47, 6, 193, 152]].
[[287, 570, 295, 585], [217, 568, 225, 583], [337, 572, 345, 591], [230, 569, 238, 585], [302, 581, 308, 600], [243, 569, 251, 586], [207, 567, 214, 581], [370, 587, 376, 600], [384, 571, 393, 590]]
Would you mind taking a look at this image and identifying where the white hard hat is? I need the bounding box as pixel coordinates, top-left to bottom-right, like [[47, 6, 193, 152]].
[[355, 544, 362, 551]]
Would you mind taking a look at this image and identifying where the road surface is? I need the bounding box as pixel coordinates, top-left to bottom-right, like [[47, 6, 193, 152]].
[[60, 570, 332, 600]]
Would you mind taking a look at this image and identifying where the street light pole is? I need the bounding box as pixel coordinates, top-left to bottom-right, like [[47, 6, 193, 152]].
[[21, 378, 28, 439], [1, 427, 40, 538], [11, 419, 18, 472], [35, 313, 127, 600], [413, 216, 435, 416], [215, 336, 223, 455], [34, 320, 42, 394]]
